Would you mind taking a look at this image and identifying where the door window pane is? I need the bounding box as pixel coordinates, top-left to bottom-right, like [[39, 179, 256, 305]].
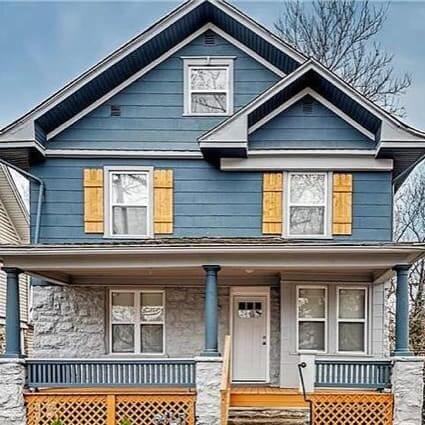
[[339, 322, 365, 352], [141, 292, 164, 322], [299, 322, 325, 351], [111, 292, 135, 322], [339, 289, 366, 319], [112, 324, 134, 353], [298, 288, 326, 319], [141, 324, 163, 353]]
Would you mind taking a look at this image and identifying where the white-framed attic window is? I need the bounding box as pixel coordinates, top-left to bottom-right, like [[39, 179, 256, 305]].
[[104, 166, 154, 238], [183, 58, 234, 116], [284, 172, 332, 238]]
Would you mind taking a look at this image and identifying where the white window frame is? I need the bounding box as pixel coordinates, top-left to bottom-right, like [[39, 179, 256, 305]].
[[109, 289, 166, 356], [104, 166, 154, 239], [336, 286, 368, 355], [296, 285, 328, 353], [284, 171, 332, 239], [183, 58, 234, 116]]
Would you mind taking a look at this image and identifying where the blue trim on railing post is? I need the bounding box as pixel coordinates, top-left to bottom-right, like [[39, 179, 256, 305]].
[[3, 267, 23, 358], [201, 265, 221, 357], [394, 264, 412, 356]]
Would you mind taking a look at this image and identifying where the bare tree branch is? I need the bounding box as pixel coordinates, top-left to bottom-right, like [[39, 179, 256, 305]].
[[275, 0, 411, 117]]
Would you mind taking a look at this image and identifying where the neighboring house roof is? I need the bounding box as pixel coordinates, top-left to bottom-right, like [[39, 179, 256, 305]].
[[0, 166, 29, 243], [0, 0, 423, 188]]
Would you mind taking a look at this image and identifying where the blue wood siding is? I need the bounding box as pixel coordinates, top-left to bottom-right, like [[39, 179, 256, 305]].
[[249, 97, 375, 150], [49, 32, 280, 151], [30, 159, 392, 243]]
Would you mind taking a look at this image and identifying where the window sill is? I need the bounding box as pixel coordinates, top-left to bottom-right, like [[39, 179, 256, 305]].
[[182, 113, 232, 117]]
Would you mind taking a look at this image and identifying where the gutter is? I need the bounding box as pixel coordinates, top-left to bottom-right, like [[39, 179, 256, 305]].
[[0, 159, 44, 244]]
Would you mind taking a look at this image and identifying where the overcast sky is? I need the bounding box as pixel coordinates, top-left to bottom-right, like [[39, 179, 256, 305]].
[[0, 1, 425, 130]]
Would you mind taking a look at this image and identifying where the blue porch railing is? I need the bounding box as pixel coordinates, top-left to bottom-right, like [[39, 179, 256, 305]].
[[26, 359, 196, 388], [315, 359, 392, 389]]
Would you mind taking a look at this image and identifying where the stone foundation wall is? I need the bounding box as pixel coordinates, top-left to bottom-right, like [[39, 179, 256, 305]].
[[195, 357, 223, 425], [0, 361, 26, 425], [32, 285, 106, 357], [392, 357, 425, 425]]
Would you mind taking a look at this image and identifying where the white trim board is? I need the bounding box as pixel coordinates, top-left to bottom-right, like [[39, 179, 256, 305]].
[[47, 24, 285, 141], [248, 88, 375, 141], [220, 155, 394, 171], [45, 149, 203, 159]]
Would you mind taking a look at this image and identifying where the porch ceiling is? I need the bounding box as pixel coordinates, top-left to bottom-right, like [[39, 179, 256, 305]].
[[0, 241, 423, 286]]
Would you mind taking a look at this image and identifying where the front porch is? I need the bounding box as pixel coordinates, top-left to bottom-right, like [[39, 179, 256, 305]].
[[0, 240, 423, 424]]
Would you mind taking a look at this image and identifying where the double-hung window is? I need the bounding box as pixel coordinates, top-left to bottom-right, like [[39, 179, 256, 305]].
[[287, 172, 330, 237], [184, 58, 233, 115], [337, 288, 367, 353], [297, 287, 327, 352], [110, 290, 165, 354], [107, 168, 152, 237]]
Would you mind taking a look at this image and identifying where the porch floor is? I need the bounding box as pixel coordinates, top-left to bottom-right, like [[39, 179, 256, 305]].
[[231, 386, 308, 408]]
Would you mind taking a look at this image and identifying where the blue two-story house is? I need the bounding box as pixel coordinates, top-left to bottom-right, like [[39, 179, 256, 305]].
[[0, 1, 424, 424]]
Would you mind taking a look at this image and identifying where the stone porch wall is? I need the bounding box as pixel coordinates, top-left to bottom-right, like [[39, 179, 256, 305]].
[[32, 284, 281, 383]]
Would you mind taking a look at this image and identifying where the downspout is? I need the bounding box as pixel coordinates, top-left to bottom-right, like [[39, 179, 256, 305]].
[[0, 159, 44, 244]]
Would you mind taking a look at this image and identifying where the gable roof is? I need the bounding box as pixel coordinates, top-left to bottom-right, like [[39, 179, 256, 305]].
[[0, 0, 305, 148], [199, 59, 425, 187]]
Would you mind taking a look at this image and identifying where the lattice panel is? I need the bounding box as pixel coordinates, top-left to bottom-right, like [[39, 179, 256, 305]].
[[26, 393, 196, 425], [26, 394, 107, 425], [116, 394, 195, 425], [310, 393, 393, 425]]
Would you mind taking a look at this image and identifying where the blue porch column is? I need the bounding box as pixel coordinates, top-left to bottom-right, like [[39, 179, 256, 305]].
[[202, 265, 221, 356], [394, 264, 412, 356], [3, 267, 22, 357]]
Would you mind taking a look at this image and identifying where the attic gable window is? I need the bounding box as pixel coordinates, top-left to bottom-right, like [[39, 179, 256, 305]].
[[183, 58, 234, 116]]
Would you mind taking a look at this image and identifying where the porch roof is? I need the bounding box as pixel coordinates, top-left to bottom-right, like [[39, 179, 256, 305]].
[[0, 239, 423, 286]]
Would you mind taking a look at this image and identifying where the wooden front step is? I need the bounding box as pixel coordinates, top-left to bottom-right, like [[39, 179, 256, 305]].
[[230, 387, 308, 409]]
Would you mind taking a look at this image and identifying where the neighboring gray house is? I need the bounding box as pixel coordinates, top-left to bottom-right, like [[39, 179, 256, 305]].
[[0, 165, 30, 355], [0, 1, 424, 425]]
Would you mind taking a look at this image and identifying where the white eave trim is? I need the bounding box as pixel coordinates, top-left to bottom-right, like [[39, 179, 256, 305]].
[[220, 154, 393, 172], [45, 149, 203, 159]]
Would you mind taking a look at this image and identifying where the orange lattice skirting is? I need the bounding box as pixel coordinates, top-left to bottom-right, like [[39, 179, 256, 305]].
[[25, 390, 196, 425], [310, 392, 393, 425]]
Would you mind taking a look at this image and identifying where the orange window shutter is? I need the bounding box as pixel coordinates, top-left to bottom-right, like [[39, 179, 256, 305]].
[[332, 173, 353, 235], [83, 169, 104, 233], [262, 173, 283, 235], [154, 169, 173, 234]]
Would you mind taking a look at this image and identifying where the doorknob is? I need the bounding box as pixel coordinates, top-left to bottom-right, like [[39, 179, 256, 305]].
[[262, 336, 267, 346]]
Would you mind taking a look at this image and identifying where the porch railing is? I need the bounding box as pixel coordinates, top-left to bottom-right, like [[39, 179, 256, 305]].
[[315, 359, 392, 389], [220, 335, 232, 425], [26, 358, 196, 388]]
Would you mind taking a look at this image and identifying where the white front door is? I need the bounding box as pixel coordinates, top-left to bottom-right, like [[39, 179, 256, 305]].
[[232, 295, 268, 382]]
